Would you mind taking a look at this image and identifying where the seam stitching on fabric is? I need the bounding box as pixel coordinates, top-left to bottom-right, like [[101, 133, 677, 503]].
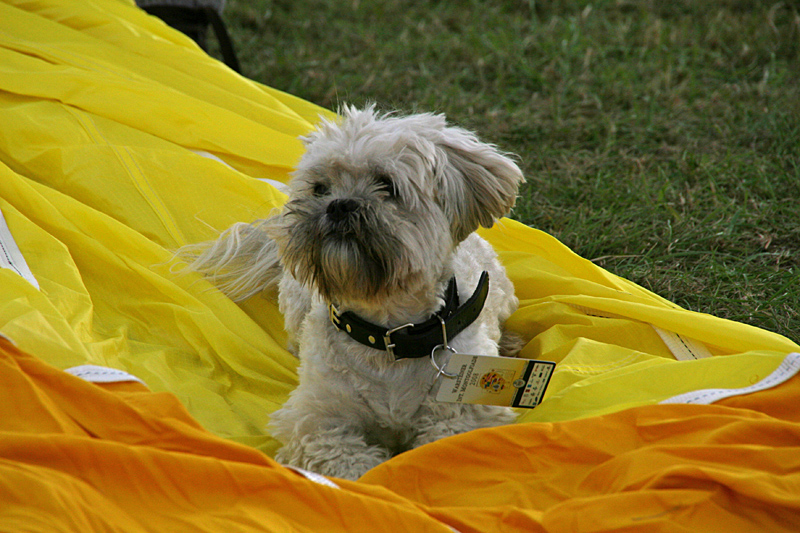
[[0, 239, 24, 278]]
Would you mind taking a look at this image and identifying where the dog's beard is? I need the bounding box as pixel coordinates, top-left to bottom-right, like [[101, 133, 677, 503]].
[[271, 198, 440, 304]]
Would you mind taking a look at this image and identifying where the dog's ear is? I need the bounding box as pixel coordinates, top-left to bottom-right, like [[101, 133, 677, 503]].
[[433, 126, 525, 243]]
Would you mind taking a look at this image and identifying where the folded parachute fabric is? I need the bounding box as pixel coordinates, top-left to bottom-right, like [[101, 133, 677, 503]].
[[2, 0, 800, 531], [3, 334, 800, 532], [0, 336, 456, 532]]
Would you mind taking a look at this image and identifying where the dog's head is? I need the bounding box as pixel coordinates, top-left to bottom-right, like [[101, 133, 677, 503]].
[[268, 105, 524, 305]]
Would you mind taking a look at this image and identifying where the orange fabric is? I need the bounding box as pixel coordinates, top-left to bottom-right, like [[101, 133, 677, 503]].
[[0, 336, 452, 532], [361, 373, 800, 532], [4, 333, 800, 531]]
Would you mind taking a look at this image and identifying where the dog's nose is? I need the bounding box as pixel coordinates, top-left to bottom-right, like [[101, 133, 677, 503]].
[[326, 198, 359, 222]]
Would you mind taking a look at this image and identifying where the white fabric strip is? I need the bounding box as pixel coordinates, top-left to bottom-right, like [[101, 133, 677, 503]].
[[569, 304, 714, 362], [285, 466, 340, 489], [192, 149, 237, 171], [192, 150, 289, 193], [256, 178, 290, 193], [65, 365, 147, 386], [0, 208, 39, 289], [660, 352, 800, 405], [652, 325, 713, 361]]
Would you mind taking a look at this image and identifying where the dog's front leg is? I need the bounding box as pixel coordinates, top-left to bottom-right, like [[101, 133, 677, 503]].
[[275, 424, 391, 481]]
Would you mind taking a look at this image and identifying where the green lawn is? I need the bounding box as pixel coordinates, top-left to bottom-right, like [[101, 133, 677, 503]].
[[215, 0, 799, 339]]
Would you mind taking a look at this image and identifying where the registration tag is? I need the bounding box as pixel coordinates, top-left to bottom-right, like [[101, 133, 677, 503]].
[[435, 353, 555, 409]]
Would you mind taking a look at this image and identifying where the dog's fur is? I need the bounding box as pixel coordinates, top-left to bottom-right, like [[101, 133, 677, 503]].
[[180, 106, 525, 480]]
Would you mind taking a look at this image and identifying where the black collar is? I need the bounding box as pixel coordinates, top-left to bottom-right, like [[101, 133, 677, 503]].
[[329, 272, 490, 360]]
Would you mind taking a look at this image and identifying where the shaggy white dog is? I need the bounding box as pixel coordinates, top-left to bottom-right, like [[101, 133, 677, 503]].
[[182, 106, 525, 480]]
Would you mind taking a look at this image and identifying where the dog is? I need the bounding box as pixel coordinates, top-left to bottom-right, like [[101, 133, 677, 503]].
[[180, 105, 525, 480]]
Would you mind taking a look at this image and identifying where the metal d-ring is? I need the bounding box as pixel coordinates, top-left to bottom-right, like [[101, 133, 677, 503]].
[[430, 316, 458, 378], [430, 344, 458, 378]]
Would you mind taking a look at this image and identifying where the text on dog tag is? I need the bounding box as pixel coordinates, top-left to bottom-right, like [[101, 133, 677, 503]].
[[435, 353, 555, 409]]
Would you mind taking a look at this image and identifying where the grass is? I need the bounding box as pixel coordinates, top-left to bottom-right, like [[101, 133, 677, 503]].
[[210, 0, 799, 339]]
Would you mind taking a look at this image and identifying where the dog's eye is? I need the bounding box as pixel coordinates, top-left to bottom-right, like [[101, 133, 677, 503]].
[[375, 174, 398, 198], [312, 182, 329, 197]]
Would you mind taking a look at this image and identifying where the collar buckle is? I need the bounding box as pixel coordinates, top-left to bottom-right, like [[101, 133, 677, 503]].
[[329, 304, 341, 327], [383, 322, 414, 360]]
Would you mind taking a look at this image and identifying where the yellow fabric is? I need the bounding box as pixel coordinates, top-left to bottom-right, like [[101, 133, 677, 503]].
[[483, 220, 800, 423], [2, 0, 800, 530], [0, 0, 335, 453]]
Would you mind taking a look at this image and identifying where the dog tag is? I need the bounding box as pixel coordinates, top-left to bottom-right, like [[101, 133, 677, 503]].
[[434, 353, 555, 409]]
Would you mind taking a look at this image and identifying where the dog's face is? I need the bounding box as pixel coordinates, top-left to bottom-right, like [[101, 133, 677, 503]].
[[267, 106, 524, 305]]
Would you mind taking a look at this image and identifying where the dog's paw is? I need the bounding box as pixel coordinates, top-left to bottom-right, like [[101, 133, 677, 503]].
[[498, 328, 525, 358], [275, 431, 391, 481], [411, 404, 518, 449], [312, 449, 389, 481]]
